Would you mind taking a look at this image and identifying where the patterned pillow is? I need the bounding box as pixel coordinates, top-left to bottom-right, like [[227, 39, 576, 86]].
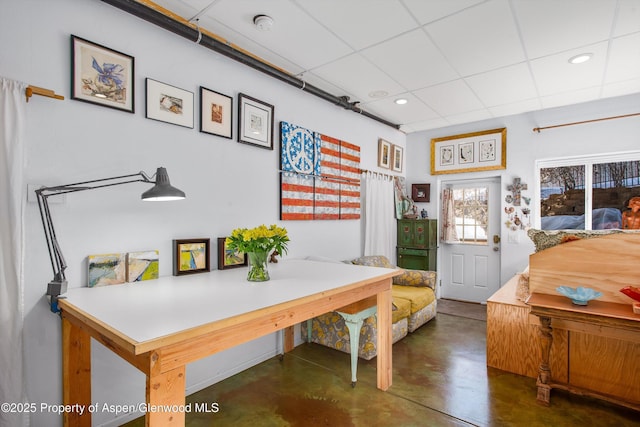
[[350, 255, 395, 268], [527, 228, 623, 252], [393, 269, 436, 289]]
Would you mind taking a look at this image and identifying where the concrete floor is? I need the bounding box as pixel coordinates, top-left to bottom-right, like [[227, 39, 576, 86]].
[[125, 313, 639, 426]]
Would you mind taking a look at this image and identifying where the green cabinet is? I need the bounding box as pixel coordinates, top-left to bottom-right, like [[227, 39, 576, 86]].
[[397, 219, 437, 271]]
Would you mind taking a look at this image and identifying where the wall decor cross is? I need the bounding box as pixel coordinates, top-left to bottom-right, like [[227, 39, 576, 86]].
[[507, 177, 528, 206]]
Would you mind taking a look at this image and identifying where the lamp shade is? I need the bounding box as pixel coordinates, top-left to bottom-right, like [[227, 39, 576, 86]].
[[141, 167, 186, 201]]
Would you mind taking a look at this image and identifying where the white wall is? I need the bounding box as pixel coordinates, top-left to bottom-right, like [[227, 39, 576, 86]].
[[1, 1, 406, 425], [406, 93, 640, 286]]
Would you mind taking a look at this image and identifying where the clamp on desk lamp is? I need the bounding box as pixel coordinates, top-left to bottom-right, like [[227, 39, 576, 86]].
[[35, 167, 186, 313]]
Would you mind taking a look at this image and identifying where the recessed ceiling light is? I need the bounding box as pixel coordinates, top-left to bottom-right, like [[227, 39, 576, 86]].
[[568, 53, 593, 64], [395, 98, 408, 105], [368, 90, 388, 98], [253, 15, 274, 31]]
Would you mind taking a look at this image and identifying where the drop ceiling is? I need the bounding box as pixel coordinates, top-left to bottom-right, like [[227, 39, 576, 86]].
[[141, 0, 640, 133]]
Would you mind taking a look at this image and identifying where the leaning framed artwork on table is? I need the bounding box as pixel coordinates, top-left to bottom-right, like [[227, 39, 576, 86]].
[[430, 128, 506, 175]]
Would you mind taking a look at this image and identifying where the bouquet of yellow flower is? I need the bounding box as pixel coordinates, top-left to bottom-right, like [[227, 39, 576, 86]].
[[226, 224, 289, 256]]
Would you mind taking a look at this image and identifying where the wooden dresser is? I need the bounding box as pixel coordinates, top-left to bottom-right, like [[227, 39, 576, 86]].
[[487, 233, 640, 410]]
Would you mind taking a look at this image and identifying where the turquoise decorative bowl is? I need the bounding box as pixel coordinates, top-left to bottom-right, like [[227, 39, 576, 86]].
[[556, 286, 602, 306]]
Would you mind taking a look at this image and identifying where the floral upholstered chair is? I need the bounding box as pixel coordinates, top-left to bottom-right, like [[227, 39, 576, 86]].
[[302, 255, 437, 360]]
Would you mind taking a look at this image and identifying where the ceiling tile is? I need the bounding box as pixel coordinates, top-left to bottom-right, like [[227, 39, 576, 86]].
[[613, 0, 640, 36], [402, 0, 486, 25], [424, 0, 525, 76], [310, 54, 406, 102], [465, 62, 537, 107], [513, 0, 617, 59], [363, 93, 440, 124], [488, 98, 542, 118], [445, 109, 494, 126], [201, 0, 353, 70], [414, 80, 484, 116], [604, 32, 640, 83], [295, 0, 417, 50], [540, 87, 602, 109], [602, 78, 640, 98], [361, 29, 459, 90], [530, 42, 608, 96]]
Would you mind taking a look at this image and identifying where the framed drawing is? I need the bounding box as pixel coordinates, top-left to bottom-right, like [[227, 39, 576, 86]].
[[412, 183, 430, 203], [430, 128, 507, 175], [217, 237, 247, 270], [238, 93, 274, 149], [145, 78, 194, 128], [200, 86, 232, 139], [173, 238, 210, 276], [378, 138, 392, 169], [71, 35, 134, 113], [392, 145, 404, 172]]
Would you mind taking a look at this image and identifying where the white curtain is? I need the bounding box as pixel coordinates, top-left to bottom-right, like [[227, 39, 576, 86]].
[[362, 172, 396, 260], [0, 77, 27, 427], [441, 187, 459, 243]]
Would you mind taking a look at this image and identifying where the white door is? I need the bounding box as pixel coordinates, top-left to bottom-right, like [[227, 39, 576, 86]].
[[440, 178, 501, 303]]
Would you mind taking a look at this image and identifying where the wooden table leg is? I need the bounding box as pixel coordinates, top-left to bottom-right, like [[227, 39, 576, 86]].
[[62, 316, 91, 427], [146, 365, 186, 426], [536, 316, 553, 406], [376, 285, 393, 391], [283, 326, 295, 353]]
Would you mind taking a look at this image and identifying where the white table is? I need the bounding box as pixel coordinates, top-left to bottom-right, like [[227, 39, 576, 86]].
[[58, 259, 398, 426]]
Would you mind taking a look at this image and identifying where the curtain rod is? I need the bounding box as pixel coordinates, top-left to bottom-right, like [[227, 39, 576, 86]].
[[25, 85, 64, 102], [533, 112, 640, 133], [360, 169, 399, 179]]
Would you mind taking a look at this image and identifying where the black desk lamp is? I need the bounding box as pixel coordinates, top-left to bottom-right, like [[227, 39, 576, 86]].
[[35, 167, 185, 313]]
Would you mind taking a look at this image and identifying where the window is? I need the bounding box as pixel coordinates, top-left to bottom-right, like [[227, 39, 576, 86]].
[[452, 186, 488, 244], [537, 152, 640, 230]]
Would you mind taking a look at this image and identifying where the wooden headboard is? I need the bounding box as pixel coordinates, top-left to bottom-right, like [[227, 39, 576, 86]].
[[528, 232, 640, 305]]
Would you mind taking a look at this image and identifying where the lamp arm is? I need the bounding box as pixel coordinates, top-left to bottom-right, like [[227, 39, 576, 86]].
[[35, 170, 155, 313], [38, 171, 152, 196]]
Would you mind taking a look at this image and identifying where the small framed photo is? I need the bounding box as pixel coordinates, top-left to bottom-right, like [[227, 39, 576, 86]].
[[200, 86, 232, 139], [392, 145, 403, 172], [71, 35, 134, 113], [459, 142, 474, 164], [146, 78, 194, 128], [217, 237, 247, 270], [378, 138, 391, 169], [238, 93, 274, 149], [479, 138, 496, 162], [173, 238, 210, 276], [440, 145, 454, 166], [412, 183, 431, 203]]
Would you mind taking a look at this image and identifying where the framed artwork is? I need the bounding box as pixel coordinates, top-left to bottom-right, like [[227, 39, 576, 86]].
[[200, 86, 232, 139], [126, 250, 159, 282], [173, 238, 210, 276], [71, 35, 134, 113], [238, 93, 274, 149], [430, 128, 507, 175], [378, 138, 392, 169], [217, 237, 247, 270], [412, 183, 431, 203], [87, 253, 126, 287], [145, 78, 194, 128], [392, 145, 404, 172]]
